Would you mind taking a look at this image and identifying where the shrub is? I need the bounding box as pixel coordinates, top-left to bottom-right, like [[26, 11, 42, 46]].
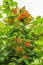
[[0, 0, 43, 65]]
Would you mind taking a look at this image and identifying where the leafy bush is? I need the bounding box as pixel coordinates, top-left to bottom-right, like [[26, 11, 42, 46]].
[[0, 0, 43, 65]]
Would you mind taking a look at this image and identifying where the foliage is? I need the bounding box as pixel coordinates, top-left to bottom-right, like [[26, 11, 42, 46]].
[[0, 0, 43, 65]]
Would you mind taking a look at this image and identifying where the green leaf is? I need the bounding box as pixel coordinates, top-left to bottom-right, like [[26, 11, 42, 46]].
[[34, 40, 43, 45], [2, 3, 8, 8], [2, 24, 10, 35], [0, 6, 2, 11], [36, 16, 41, 20], [0, 21, 4, 28], [3, 8, 10, 14], [9, 0, 13, 1], [41, 18, 43, 23], [8, 62, 16, 65], [11, 58, 17, 62], [18, 58, 23, 63], [3, 0, 9, 2], [0, 13, 3, 18], [10, 1, 17, 6], [2, 3, 10, 14], [24, 60, 29, 65], [34, 26, 42, 36]]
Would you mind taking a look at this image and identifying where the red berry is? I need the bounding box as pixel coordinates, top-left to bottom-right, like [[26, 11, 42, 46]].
[[24, 41, 31, 47], [12, 8, 17, 14]]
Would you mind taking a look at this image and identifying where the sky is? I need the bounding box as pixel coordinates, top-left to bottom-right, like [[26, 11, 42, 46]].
[[0, 0, 43, 18]]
